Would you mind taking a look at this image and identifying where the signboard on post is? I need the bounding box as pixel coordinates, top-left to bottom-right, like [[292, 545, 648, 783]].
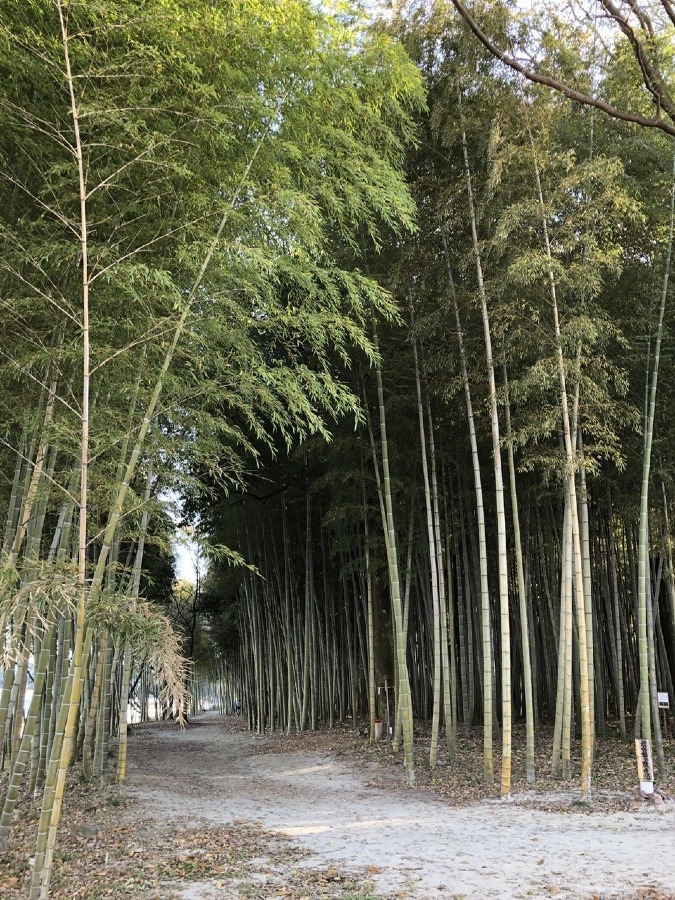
[[635, 738, 654, 794], [658, 692, 670, 738]]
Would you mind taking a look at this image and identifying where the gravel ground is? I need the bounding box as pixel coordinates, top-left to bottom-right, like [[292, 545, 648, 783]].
[[121, 714, 675, 900]]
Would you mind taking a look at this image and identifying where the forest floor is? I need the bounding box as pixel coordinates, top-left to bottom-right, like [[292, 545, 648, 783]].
[[1, 713, 675, 899]]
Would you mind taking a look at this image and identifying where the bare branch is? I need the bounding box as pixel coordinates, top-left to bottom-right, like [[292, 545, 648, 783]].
[[660, 0, 675, 29], [624, 0, 655, 36], [0, 435, 78, 505], [0, 169, 80, 234], [89, 214, 212, 284], [601, 0, 675, 118], [0, 348, 80, 417], [89, 321, 178, 375], [0, 229, 80, 319], [0, 99, 75, 154], [0, 317, 75, 403], [448, 0, 675, 136], [85, 130, 188, 199], [0, 263, 82, 329], [86, 496, 158, 548]]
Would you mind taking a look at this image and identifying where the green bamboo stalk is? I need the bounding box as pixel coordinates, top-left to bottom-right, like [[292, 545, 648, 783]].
[[552, 494, 570, 777], [646, 566, 666, 779], [562, 488, 574, 781], [35, 633, 54, 792], [503, 359, 536, 783], [607, 486, 627, 739], [29, 11, 91, 892], [82, 635, 108, 781], [661, 482, 675, 640], [529, 132, 592, 796], [0, 626, 54, 849], [29, 626, 93, 900], [363, 466, 376, 746], [577, 433, 595, 746], [282, 494, 294, 734], [460, 125, 511, 797], [428, 412, 453, 757], [411, 320, 442, 767], [371, 319, 415, 785], [1, 425, 26, 556], [46, 617, 69, 765], [441, 230, 493, 783], [95, 639, 115, 778], [441, 488, 461, 759], [5, 629, 29, 769], [117, 466, 153, 781], [637, 147, 675, 743], [4, 371, 58, 571], [394, 504, 414, 748]]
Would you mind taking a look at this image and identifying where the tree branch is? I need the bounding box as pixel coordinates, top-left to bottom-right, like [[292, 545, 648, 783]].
[[600, 0, 675, 119], [448, 0, 675, 136], [660, 0, 675, 29], [0, 348, 80, 417], [0, 435, 78, 506]]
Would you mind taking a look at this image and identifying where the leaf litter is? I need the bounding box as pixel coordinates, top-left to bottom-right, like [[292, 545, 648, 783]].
[[0, 773, 389, 899], [1, 715, 674, 899]]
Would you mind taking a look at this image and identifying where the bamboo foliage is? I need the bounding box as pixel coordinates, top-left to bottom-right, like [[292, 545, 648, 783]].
[[0, 1, 424, 894], [205, 3, 673, 801]]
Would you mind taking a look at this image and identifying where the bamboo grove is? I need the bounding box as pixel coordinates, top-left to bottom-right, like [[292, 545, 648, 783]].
[[0, 1, 423, 896], [1, 0, 675, 896], [201, 0, 675, 800]]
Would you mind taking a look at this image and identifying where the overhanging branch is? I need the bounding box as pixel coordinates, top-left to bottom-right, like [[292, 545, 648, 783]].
[[448, 0, 675, 137]]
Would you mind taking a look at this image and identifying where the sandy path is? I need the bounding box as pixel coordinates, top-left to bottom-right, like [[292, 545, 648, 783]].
[[125, 715, 675, 899]]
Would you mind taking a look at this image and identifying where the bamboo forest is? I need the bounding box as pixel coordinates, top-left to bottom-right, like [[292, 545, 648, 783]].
[[1, 1, 675, 898]]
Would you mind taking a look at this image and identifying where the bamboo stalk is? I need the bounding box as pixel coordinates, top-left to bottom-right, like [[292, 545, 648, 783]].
[[460, 123, 511, 797]]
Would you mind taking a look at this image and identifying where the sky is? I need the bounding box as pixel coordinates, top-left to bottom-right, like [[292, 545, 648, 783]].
[[174, 531, 200, 585], [159, 487, 200, 585]]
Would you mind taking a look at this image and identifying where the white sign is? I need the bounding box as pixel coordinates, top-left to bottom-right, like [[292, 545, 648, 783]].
[[635, 738, 654, 794], [658, 692, 670, 709]]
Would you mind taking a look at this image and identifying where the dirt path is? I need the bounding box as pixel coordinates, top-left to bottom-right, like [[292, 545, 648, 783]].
[[124, 714, 674, 899]]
